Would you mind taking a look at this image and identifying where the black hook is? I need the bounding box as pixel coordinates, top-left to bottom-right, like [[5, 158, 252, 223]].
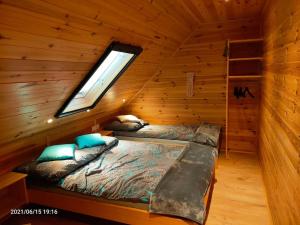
[[234, 87, 255, 99]]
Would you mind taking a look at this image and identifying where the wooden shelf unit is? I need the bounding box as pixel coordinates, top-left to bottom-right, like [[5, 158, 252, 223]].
[[0, 172, 28, 219], [225, 38, 263, 157]]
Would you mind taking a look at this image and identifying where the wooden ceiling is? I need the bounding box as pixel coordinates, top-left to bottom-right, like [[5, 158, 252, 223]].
[[0, 0, 265, 149]]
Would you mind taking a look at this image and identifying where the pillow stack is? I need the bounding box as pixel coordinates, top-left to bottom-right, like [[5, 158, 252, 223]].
[[104, 115, 148, 131], [193, 122, 222, 147], [116, 115, 142, 123]]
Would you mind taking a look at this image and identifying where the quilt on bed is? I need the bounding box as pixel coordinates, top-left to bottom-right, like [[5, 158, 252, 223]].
[[58, 140, 216, 224], [113, 123, 221, 148], [17, 138, 216, 224], [114, 125, 197, 140], [15, 136, 118, 183], [58, 140, 187, 202]]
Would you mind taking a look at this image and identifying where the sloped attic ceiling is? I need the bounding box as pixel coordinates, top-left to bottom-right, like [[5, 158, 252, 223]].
[[0, 0, 265, 149]]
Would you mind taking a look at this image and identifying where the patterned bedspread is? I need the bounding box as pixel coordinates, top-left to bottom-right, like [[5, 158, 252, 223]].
[[114, 125, 197, 141], [113, 124, 221, 148], [17, 138, 216, 224], [58, 140, 187, 202]]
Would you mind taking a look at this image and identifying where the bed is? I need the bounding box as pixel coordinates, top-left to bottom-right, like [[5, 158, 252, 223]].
[[104, 115, 222, 151], [16, 136, 217, 225]]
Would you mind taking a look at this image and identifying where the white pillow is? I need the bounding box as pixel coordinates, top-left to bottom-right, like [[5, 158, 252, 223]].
[[116, 115, 141, 123], [193, 122, 221, 147]]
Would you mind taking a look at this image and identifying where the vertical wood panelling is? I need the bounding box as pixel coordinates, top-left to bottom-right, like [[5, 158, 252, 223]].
[[124, 19, 261, 151], [259, 0, 300, 224]]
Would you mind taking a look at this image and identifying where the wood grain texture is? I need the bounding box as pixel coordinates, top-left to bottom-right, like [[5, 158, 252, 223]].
[[123, 19, 261, 151], [0, 0, 190, 147], [27, 187, 203, 225], [0, 172, 28, 219], [226, 40, 263, 154], [228, 79, 261, 153], [206, 153, 272, 225], [0, 0, 199, 164], [0, 0, 266, 164], [259, 0, 300, 224], [0, 172, 27, 190]]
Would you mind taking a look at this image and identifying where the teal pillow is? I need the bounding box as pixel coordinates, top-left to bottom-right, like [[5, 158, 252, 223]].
[[75, 133, 106, 149], [37, 144, 76, 162]]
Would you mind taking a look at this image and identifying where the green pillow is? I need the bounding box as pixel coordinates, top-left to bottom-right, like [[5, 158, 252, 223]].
[[37, 144, 76, 162], [75, 133, 106, 149]]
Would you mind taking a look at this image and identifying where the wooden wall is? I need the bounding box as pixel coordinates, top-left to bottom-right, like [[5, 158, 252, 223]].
[[0, 0, 198, 159], [123, 18, 261, 150], [0, 1, 266, 169], [228, 79, 261, 153], [259, 0, 300, 224]]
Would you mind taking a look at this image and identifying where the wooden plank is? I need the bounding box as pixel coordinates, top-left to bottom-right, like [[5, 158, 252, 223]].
[[229, 38, 264, 43], [0, 172, 27, 190], [259, 0, 300, 224], [229, 75, 263, 79], [28, 186, 210, 225], [124, 19, 261, 154], [0, 0, 195, 150], [229, 57, 263, 61]]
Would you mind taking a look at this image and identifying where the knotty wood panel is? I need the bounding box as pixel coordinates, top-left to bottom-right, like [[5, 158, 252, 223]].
[[0, 1, 266, 167], [123, 19, 261, 151], [259, 0, 300, 224], [0, 0, 198, 156], [228, 79, 261, 153]]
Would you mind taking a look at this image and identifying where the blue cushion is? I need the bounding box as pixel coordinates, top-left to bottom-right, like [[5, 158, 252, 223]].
[[37, 144, 76, 162], [75, 133, 106, 149]]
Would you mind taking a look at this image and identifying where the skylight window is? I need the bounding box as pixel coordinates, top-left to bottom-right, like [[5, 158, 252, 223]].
[[55, 42, 142, 118]]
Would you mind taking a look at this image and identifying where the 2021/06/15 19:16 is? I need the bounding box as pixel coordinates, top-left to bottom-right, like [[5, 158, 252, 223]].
[[11, 208, 58, 215]]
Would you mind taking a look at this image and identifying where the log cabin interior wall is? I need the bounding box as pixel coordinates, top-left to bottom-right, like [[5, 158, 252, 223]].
[[259, 0, 300, 224], [122, 19, 261, 151], [0, 0, 198, 171], [0, 0, 266, 170]]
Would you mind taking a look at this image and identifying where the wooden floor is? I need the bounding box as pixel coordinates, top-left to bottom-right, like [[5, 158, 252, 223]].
[[3, 153, 273, 225], [206, 152, 273, 225]]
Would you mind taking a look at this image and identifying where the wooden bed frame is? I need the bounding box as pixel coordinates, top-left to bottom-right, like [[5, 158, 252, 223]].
[[27, 170, 215, 225]]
